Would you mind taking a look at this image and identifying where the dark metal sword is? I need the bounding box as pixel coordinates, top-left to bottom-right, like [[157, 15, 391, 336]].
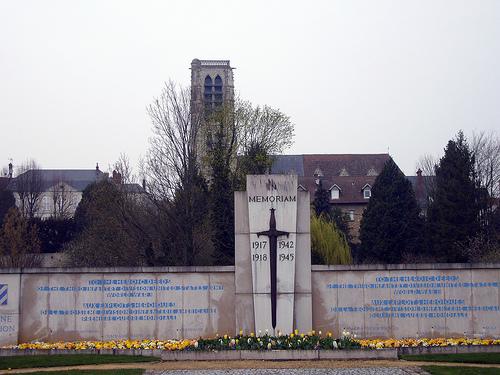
[[257, 208, 289, 330]]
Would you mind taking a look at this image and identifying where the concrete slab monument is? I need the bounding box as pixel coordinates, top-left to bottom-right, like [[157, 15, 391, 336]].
[[235, 175, 312, 335]]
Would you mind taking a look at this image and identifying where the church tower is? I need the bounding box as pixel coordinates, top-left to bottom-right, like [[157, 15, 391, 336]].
[[190, 59, 235, 172]]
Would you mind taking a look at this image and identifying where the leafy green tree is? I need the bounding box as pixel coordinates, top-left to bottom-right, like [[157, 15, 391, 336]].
[[311, 214, 352, 265], [234, 100, 294, 189], [312, 181, 351, 242], [427, 131, 484, 262], [359, 158, 424, 263], [238, 141, 273, 176], [0, 207, 41, 267]]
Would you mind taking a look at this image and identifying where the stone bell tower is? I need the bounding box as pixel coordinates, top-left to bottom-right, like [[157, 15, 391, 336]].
[[190, 59, 235, 173]]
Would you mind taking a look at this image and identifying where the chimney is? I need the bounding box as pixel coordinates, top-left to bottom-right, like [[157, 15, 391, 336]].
[[111, 170, 122, 184], [415, 169, 424, 201], [142, 178, 146, 191], [96, 163, 100, 171], [8, 162, 13, 179]]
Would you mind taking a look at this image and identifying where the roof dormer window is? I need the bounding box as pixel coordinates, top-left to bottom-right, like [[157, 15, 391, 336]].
[[362, 184, 372, 199], [329, 184, 341, 200]]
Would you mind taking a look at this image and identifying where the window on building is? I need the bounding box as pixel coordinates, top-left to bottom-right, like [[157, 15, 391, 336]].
[[214, 75, 223, 92], [348, 210, 355, 221], [204, 75, 213, 110], [363, 188, 371, 199], [42, 196, 50, 211], [331, 187, 340, 200]]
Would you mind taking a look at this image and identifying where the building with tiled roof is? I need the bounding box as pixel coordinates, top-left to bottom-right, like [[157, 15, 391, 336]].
[[271, 154, 393, 242], [7, 166, 145, 219]]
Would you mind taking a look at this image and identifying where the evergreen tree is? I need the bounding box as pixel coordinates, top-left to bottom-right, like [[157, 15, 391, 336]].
[[0, 207, 41, 267], [209, 125, 235, 265], [427, 131, 483, 262], [0, 189, 15, 227], [68, 180, 149, 267], [164, 170, 212, 266], [359, 158, 424, 263], [312, 180, 331, 218]]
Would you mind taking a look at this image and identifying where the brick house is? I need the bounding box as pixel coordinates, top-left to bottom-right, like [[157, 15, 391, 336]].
[[271, 154, 392, 242]]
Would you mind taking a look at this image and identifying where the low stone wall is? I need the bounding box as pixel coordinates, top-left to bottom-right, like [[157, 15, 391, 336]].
[[3, 346, 500, 360], [0, 266, 235, 346], [312, 263, 500, 339], [1, 263, 499, 346], [0, 348, 398, 360]]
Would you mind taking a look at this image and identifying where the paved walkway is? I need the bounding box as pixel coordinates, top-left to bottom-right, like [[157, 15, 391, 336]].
[[145, 369, 426, 375], [4, 360, 500, 374]]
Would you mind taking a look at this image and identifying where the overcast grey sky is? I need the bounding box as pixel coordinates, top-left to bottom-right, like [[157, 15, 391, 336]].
[[1, 0, 499, 176]]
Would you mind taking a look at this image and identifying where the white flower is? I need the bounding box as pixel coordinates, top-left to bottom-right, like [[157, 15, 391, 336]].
[[332, 340, 338, 349], [267, 342, 272, 350], [194, 341, 199, 348]]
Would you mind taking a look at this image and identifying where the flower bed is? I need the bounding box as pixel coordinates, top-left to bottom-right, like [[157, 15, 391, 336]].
[[3, 330, 500, 352]]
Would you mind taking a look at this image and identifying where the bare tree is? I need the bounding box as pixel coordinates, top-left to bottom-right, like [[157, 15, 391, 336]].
[[416, 153, 439, 194], [471, 131, 500, 198], [15, 159, 43, 219], [111, 153, 136, 185], [50, 177, 75, 219], [145, 81, 201, 201], [235, 99, 294, 155], [145, 81, 212, 266], [416, 153, 438, 176]]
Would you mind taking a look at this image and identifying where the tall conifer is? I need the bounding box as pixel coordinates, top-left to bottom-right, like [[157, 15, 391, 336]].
[[427, 131, 482, 262], [359, 158, 424, 263]]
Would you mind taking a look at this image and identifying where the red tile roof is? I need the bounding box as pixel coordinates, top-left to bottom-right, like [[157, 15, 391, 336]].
[[301, 176, 377, 204], [303, 154, 390, 177], [271, 154, 391, 204]]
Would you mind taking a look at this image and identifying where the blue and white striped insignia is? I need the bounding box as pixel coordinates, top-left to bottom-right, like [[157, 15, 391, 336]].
[[0, 284, 7, 306]]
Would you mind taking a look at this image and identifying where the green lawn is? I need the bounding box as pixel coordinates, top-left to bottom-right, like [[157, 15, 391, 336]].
[[10, 370, 144, 375], [422, 365, 500, 375], [401, 352, 500, 364], [0, 354, 158, 370]]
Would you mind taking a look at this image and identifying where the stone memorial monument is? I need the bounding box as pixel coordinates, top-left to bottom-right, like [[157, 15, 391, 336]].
[[235, 175, 312, 335]]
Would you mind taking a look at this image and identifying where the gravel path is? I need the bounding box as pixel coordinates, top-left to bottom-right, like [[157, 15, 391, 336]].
[[146, 369, 426, 375]]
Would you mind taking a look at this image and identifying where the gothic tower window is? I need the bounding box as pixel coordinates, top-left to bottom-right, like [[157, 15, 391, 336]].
[[214, 75, 223, 107], [204, 75, 213, 110]]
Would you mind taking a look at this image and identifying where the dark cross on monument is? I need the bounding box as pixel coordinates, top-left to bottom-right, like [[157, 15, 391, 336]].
[[257, 208, 289, 331]]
